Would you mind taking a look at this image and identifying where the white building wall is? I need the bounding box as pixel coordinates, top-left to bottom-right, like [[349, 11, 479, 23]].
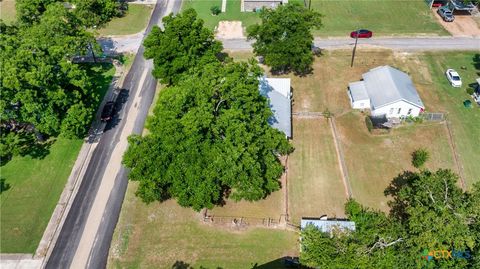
[[347, 90, 370, 109], [371, 100, 422, 118], [352, 99, 370, 109]]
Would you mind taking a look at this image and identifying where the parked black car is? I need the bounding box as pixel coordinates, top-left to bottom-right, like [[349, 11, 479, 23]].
[[101, 101, 115, 122]]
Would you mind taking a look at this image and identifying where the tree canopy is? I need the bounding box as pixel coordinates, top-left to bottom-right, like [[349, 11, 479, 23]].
[[247, 3, 322, 74], [16, 0, 124, 27], [143, 8, 223, 85], [123, 60, 293, 211], [300, 169, 480, 268], [1, 1, 115, 163]]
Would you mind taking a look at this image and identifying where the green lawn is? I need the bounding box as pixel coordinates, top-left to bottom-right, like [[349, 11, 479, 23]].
[[183, 0, 260, 30], [292, 0, 447, 36], [108, 183, 299, 269], [288, 118, 347, 224], [336, 112, 456, 212], [422, 52, 480, 188], [0, 63, 115, 253], [98, 4, 153, 36], [0, 0, 16, 24]]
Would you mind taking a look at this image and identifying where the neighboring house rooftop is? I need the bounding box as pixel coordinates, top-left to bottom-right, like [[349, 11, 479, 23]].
[[301, 218, 356, 233], [362, 65, 424, 109], [259, 77, 292, 138]]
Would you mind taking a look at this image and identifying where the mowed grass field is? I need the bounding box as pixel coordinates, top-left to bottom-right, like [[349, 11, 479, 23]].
[[98, 4, 153, 36], [336, 113, 456, 211], [107, 183, 299, 269], [0, 0, 16, 24], [420, 52, 480, 187], [0, 138, 83, 253], [276, 50, 476, 212], [183, 0, 260, 30], [0, 63, 115, 253], [288, 118, 347, 224], [291, 0, 447, 36]]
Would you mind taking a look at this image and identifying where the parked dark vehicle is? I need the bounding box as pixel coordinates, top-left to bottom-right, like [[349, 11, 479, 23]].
[[350, 29, 373, 38], [437, 7, 455, 22], [101, 101, 115, 122]]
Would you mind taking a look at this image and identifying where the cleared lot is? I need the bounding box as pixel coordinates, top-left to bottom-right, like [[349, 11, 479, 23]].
[[0, 0, 16, 24], [108, 184, 298, 269], [288, 118, 347, 223], [432, 8, 480, 37], [336, 112, 456, 211]]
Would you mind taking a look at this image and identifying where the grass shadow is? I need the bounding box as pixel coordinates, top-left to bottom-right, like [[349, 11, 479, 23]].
[[473, 53, 480, 75], [384, 170, 417, 223], [0, 178, 11, 194]]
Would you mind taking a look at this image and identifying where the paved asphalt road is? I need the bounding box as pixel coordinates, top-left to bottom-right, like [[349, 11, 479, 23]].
[[45, 1, 182, 268], [221, 36, 480, 51], [104, 35, 479, 55]]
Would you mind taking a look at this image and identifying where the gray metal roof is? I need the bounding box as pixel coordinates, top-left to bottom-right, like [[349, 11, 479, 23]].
[[362, 66, 424, 109], [301, 218, 356, 233], [348, 81, 369, 101], [259, 77, 292, 138]]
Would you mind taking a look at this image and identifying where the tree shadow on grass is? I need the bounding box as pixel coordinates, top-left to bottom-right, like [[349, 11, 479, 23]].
[[1, 131, 53, 166], [384, 170, 417, 223], [473, 53, 480, 76], [19, 139, 53, 160], [0, 178, 11, 194], [171, 261, 224, 269]]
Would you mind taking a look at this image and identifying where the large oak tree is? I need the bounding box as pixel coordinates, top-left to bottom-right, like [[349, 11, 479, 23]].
[[143, 8, 223, 85], [247, 3, 322, 74], [123, 61, 293, 210]]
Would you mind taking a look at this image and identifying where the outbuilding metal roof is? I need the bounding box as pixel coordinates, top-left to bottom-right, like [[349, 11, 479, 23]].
[[362, 66, 424, 109], [259, 77, 292, 138], [348, 81, 369, 101], [301, 218, 356, 233]]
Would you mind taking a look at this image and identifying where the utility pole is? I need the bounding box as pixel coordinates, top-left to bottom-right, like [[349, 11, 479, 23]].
[[350, 30, 359, 68], [88, 42, 97, 63]]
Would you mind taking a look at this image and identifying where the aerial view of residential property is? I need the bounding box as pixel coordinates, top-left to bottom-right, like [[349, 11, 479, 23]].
[[1, 0, 480, 268]]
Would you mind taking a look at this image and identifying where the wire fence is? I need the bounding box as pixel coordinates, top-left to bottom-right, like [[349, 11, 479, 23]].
[[421, 112, 446, 122]]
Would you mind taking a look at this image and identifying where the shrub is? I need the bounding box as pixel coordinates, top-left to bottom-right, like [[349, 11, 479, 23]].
[[411, 148, 429, 168], [365, 116, 373, 133], [210, 6, 221, 15], [466, 87, 474, 95]]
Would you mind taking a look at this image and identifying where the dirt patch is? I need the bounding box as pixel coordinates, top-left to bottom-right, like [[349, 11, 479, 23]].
[[216, 21, 245, 39], [432, 8, 480, 37]]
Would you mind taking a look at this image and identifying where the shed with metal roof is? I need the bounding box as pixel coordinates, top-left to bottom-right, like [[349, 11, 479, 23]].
[[259, 77, 292, 138]]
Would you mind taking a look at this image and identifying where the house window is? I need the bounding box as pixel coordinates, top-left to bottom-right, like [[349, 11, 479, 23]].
[[407, 108, 412, 115], [389, 108, 394, 114], [397, 108, 401, 114], [360, 102, 364, 107]]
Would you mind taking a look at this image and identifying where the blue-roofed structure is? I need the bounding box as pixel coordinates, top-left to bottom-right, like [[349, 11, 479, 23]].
[[259, 77, 292, 138], [301, 218, 356, 233]]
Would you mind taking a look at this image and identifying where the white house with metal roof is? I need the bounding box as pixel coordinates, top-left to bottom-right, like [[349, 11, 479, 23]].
[[348, 66, 425, 118], [259, 77, 292, 138]]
